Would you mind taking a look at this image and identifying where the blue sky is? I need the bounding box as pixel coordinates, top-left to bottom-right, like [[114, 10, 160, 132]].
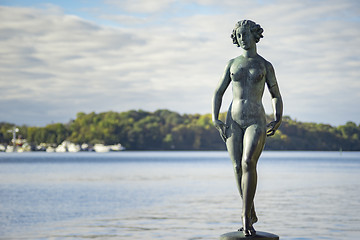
[[1, 0, 359, 126]]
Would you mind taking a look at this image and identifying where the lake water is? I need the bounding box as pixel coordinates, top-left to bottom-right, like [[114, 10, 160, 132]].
[[0, 151, 359, 240]]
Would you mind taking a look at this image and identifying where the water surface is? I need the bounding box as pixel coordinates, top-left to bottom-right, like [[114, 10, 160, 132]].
[[0, 151, 359, 240]]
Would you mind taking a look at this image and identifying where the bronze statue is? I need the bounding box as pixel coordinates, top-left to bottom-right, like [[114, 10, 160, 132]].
[[212, 20, 283, 237]]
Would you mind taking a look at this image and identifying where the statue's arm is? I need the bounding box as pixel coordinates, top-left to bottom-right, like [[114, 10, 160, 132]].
[[212, 60, 232, 141], [265, 61, 283, 136]]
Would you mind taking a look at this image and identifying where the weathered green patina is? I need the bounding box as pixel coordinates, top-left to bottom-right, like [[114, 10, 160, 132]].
[[212, 20, 283, 237]]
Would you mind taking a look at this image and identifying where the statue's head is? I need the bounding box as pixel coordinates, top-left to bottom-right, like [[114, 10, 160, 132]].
[[231, 20, 264, 47]]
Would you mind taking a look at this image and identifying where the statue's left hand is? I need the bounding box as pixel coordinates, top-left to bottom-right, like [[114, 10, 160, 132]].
[[213, 119, 228, 142], [266, 120, 281, 137]]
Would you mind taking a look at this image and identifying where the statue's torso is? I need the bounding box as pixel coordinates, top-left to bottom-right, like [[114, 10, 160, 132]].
[[229, 55, 266, 127]]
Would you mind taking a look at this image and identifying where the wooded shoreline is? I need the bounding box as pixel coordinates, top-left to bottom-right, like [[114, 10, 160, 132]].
[[1, 109, 359, 151]]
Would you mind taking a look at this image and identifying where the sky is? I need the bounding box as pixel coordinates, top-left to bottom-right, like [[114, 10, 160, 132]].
[[0, 0, 359, 126]]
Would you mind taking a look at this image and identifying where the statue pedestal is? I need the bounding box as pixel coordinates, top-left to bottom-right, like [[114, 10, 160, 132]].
[[220, 231, 279, 240]]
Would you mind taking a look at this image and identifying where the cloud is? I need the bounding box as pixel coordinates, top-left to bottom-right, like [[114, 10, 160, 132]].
[[216, 0, 360, 124], [104, 0, 175, 13], [0, 0, 360, 126], [99, 14, 149, 26], [0, 6, 147, 124]]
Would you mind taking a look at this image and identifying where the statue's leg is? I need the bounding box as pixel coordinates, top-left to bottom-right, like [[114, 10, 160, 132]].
[[241, 124, 266, 236], [225, 112, 244, 203], [251, 205, 258, 224]]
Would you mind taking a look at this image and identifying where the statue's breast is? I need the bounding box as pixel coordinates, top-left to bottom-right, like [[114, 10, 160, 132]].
[[248, 67, 265, 82], [230, 63, 265, 84], [230, 64, 248, 82]]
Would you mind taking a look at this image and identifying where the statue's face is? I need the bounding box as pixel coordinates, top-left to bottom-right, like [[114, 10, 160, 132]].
[[236, 26, 256, 50]]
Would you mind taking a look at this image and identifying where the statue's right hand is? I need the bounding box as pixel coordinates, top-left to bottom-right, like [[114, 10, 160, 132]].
[[213, 119, 228, 142]]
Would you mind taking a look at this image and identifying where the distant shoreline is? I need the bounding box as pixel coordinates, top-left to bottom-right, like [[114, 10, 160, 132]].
[[1, 109, 360, 151]]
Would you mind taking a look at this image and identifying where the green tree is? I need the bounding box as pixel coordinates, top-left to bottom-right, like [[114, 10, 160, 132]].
[[2, 109, 360, 151]]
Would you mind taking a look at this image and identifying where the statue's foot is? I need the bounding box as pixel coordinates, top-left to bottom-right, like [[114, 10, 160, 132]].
[[238, 226, 256, 236], [251, 215, 258, 224], [249, 226, 256, 236], [239, 217, 256, 237], [251, 208, 258, 224]]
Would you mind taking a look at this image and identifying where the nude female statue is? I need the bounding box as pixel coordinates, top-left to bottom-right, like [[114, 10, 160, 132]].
[[212, 20, 283, 236]]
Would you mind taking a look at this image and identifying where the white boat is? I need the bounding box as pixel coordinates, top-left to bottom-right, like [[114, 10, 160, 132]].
[[0, 144, 6, 152], [93, 144, 110, 152], [68, 143, 81, 152], [46, 146, 56, 152], [94, 143, 125, 152], [55, 145, 67, 152], [5, 146, 15, 152], [109, 144, 125, 151]]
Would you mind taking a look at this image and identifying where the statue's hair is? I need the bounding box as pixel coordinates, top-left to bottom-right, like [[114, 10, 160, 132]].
[[231, 20, 264, 46]]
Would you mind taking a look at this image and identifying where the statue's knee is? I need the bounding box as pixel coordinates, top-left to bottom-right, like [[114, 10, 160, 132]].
[[233, 163, 241, 174], [242, 157, 255, 172]]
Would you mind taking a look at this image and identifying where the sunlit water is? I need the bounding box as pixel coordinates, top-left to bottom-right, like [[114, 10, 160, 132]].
[[0, 151, 359, 240]]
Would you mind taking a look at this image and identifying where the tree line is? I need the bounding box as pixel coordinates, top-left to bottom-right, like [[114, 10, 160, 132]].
[[1, 109, 359, 150]]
